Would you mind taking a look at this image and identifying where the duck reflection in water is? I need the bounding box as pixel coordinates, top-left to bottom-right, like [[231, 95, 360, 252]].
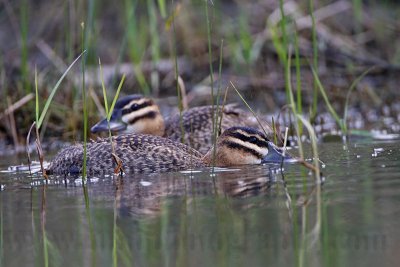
[[60, 165, 286, 218]]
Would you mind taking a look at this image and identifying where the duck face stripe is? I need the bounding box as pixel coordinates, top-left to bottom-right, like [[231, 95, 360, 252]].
[[115, 95, 143, 109], [223, 131, 268, 148], [122, 100, 154, 115], [127, 111, 157, 124], [221, 140, 264, 159]]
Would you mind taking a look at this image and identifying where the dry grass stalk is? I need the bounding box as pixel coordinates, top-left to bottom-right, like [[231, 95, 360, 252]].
[[6, 97, 19, 147], [0, 93, 34, 120]]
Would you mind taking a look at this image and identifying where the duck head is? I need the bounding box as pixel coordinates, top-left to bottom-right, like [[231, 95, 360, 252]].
[[91, 94, 165, 136], [203, 126, 290, 167]]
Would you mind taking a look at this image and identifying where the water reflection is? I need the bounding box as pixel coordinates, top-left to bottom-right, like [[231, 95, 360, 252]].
[[45, 165, 284, 218], [1, 141, 400, 266]]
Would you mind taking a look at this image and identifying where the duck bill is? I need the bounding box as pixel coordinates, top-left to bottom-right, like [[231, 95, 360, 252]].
[[262, 145, 291, 163], [90, 118, 127, 133]]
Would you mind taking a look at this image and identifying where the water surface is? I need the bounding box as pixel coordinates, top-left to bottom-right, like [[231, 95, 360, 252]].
[[1, 140, 400, 267]]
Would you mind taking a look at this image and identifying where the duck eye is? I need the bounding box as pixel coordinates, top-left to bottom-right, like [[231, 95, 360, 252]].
[[130, 103, 139, 111], [249, 136, 257, 143]]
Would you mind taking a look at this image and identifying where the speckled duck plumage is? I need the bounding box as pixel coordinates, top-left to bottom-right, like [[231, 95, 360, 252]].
[[47, 133, 204, 175], [47, 127, 288, 175], [163, 104, 276, 154]]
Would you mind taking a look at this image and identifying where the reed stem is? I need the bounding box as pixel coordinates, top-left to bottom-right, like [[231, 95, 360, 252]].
[[310, 0, 318, 120], [81, 22, 87, 180]]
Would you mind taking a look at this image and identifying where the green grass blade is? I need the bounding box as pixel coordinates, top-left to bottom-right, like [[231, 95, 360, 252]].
[[214, 39, 224, 130], [343, 67, 373, 132], [352, 0, 363, 33], [293, 27, 302, 113], [99, 58, 109, 116], [169, 1, 185, 143], [157, 0, 167, 18], [81, 23, 87, 181], [310, 0, 318, 119], [278, 0, 288, 64], [20, 0, 29, 94], [108, 74, 126, 121], [294, 25, 303, 135], [310, 66, 344, 132], [230, 82, 269, 136], [84, 0, 96, 64], [204, 0, 215, 135], [37, 51, 86, 129], [285, 48, 296, 114], [148, 0, 161, 72], [269, 24, 286, 66], [296, 114, 320, 182], [211, 39, 224, 168], [35, 67, 39, 123], [286, 48, 304, 158]]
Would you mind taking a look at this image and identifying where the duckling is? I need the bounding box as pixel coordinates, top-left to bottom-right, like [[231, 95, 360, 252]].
[[91, 95, 280, 154], [47, 126, 288, 175]]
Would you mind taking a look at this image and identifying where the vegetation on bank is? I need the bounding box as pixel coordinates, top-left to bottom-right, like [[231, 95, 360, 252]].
[[0, 0, 399, 146]]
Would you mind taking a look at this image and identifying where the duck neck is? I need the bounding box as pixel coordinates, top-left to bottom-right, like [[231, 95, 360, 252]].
[[202, 147, 223, 167], [152, 115, 165, 136]]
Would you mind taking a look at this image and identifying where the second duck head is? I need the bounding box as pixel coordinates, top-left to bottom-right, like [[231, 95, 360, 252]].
[[91, 95, 165, 136]]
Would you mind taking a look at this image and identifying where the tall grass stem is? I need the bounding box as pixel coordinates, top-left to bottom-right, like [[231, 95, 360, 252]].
[[230, 82, 269, 136], [278, 0, 288, 64], [35, 67, 39, 123], [108, 76, 126, 122], [170, 0, 185, 143], [296, 115, 320, 182], [352, 0, 363, 33], [20, 0, 29, 94], [99, 58, 109, 116], [310, 0, 318, 119], [343, 68, 373, 133], [310, 67, 344, 132], [211, 39, 224, 168], [285, 47, 304, 158], [204, 0, 216, 148], [157, 0, 167, 18], [81, 22, 87, 180], [293, 26, 303, 135]]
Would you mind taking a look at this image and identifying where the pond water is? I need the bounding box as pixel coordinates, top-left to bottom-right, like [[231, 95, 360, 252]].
[[1, 140, 400, 267]]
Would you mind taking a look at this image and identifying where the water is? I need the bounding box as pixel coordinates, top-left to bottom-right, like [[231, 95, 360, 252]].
[[1, 141, 400, 267]]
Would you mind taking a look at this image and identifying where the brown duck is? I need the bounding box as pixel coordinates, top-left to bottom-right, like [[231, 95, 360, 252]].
[[90, 95, 280, 154]]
